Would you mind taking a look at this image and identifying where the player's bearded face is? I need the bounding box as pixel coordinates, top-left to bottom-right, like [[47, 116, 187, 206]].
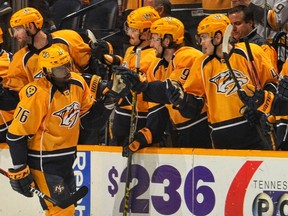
[[9, 26, 31, 47]]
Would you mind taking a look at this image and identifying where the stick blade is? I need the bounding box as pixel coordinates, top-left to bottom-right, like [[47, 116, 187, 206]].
[[58, 186, 89, 209], [87, 29, 97, 44], [222, 24, 233, 54]]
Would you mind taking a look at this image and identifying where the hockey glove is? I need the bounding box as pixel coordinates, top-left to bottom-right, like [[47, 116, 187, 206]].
[[8, 165, 34, 197], [103, 73, 130, 109], [102, 54, 123, 80], [90, 39, 113, 62], [237, 84, 275, 114], [88, 40, 113, 79], [112, 66, 148, 93], [278, 76, 288, 101], [82, 73, 103, 101], [259, 114, 275, 137], [165, 79, 185, 109], [122, 128, 152, 157], [240, 106, 262, 126], [102, 54, 123, 67]]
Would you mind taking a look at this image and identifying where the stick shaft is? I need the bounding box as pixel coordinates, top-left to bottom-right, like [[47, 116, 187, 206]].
[[0, 167, 88, 209], [123, 48, 142, 216], [222, 25, 272, 147], [244, 38, 278, 150]]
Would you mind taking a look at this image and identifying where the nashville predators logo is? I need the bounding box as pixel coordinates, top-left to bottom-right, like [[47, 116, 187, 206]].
[[143, 13, 152, 20], [53, 102, 80, 128], [53, 183, 65, 195], [26, 85, 37, 97], [209, 69, 248, 95]]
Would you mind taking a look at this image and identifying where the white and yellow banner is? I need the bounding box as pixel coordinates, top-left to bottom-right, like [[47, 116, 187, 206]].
[[1, 143, 288, 216]]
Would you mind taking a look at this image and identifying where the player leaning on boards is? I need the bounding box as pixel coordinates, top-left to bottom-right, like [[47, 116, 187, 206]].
[[168, 14, 279, 150], [117, 16, 211, 155], [111, 6, 160, 153], [6, 45, 127, 215], [119, 14, 279, 150], [1, 7, 115, 144]]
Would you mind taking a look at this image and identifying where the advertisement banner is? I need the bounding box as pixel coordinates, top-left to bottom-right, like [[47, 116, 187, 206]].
[[1, 144, 288, 216]]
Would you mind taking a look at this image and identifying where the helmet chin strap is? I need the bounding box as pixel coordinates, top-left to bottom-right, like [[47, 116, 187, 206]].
[[212, 37, 223, 57], [26, 27, 41, 47]]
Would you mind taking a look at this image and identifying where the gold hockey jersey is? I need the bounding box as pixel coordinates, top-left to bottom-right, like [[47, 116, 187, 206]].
[[120, 46, 158, 113], [165, 46, 204, 128], [4, 30, 91, 92], [8, 72, 93, 152], [184, 42, 278, 125], [147, 46, 204, 128]]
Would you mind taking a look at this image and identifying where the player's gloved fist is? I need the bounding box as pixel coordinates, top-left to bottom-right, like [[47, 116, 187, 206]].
[[278, 76, 288, 101], [90, 39, 113, 61], [240, 106, 262, 126], [102, 55, 123, 80], [122, 128, 152, 157], [8, 165, 34, 197], [165, 79, 185, 108], [102, 54, 123, 67], [103, 73, 130, 109], [89, 40, 113, 79], [237, 84, 275, 114], [112, 66, 148, 93]]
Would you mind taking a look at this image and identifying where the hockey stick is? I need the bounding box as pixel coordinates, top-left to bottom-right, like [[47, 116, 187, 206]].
[[123, 48, 141, 216], [243, 38, 278, 150], [0, 167, 88, 209], [222, 24, 241, 90], [222, 24, 270, 146], [87, 29, 97, 48], [243, 38, 262, 89], [263, 0, 267, 40]]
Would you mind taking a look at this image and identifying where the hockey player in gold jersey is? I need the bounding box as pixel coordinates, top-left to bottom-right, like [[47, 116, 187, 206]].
[[0, 26, 13, 142], [6, 45, 127, 215], [111, 6, 160, 150], [2, 7, 114, 144], [6, 45, 93, 215], [115, 17, 211, 154], [165, 14, 279, 150]]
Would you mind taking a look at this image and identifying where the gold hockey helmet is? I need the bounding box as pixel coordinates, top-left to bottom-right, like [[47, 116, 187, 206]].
[[39, 45, 71, 75], [10, 7, 43, 29], [197, 14, 230, 37], [150, 16, 184, 44], [126, 6, 160, 31]]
